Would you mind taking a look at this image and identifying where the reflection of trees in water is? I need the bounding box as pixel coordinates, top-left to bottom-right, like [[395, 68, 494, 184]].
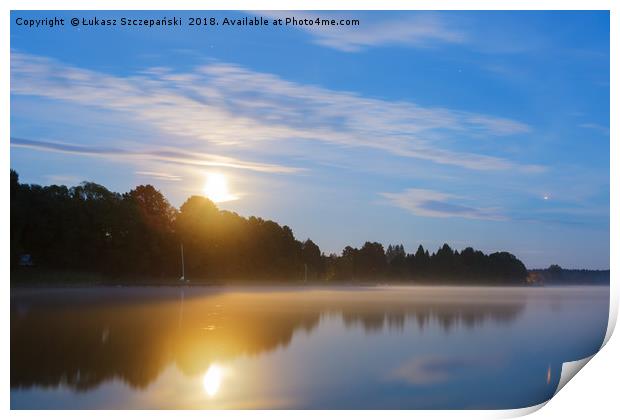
[[11, 288, 525, 391], [339, 301, 524, 333]]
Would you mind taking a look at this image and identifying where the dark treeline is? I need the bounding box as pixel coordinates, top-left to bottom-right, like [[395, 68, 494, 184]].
[[11, 170, 528, 284], [527, 265, 610, 286]]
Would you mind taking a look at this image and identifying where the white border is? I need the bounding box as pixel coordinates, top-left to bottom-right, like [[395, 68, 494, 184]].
[[2, 1, 617, 419]]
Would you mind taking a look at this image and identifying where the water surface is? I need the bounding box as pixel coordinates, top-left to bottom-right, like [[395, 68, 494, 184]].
[[10, 286, 608, 409]]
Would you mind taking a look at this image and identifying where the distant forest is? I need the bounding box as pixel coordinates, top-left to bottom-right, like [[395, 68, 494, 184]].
[[11, 169, 537, 285], [527, 265, 609, 286]]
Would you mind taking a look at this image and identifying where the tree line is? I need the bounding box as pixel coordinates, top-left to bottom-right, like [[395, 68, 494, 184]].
[[10, 170, 528, 284], [527, 264, 609, 285]]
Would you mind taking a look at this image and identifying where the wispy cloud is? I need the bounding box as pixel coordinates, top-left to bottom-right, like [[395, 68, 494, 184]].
[[579, 123, 609, 136], [135, 171, 182, 182], [381, 188, 505, 221], [11, 51, 538, 174], [10, 137, 299, 174], [258, 12, 466, 52]]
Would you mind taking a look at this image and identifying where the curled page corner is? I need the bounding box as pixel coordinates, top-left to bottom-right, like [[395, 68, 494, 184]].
[[502, 359, 597, 420], [554, 355, 595, 397], [498, 401, 548, 418], [602, 289, 618, 347]]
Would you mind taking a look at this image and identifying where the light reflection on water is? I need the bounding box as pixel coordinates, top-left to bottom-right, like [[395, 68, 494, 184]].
[[10, 286, 608, 409], [202, 364, 223, 397]]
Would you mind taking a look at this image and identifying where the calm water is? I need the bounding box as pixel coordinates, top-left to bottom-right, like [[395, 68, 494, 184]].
[[10, 286, 608, 409]]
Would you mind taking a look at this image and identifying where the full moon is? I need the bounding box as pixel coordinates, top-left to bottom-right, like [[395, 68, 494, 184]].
[[203, 173, 237, 203]]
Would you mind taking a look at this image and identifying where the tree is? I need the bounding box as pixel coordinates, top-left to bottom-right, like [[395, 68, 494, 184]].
[[386, 244, 406, 279], [407, 245, 430, 279], [121, 185, 178, 276], [175, 196, 221, 278], [358, 242, 387, 279], [431, 243, 455, 278], [301, 239, 322, 280], [10, 169, 530, 285], [487, 252, 527, 283]]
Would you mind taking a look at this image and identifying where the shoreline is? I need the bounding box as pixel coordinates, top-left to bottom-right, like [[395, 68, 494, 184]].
[[10, 269, 609, 289], [10, 279, 609, 289]]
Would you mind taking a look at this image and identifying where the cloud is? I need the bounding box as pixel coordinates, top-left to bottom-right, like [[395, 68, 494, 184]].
[[381, 188, 505, 221], [10, 137, 300, 174], [135, 171, 182, 182], [258, 12, 466, 52], [578, 123, 609, 136], [387, 355, 473, 385], [381, 187, 607, 226], [11, 51, 538, 173]]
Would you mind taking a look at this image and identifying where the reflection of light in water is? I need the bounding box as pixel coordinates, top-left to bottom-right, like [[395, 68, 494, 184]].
[[203, 365, 222, 397], [546, 365, 551, 384], [101, 327, 110, 344]]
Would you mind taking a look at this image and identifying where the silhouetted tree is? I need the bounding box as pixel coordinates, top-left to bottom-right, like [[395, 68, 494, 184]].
[[10, 170, 529, 285], [302, 239, 323, 280], [528, 265, 608, 285], [121, 185, 177, 276], [358, 242, 387, 279], [386, 244, 406, 279]]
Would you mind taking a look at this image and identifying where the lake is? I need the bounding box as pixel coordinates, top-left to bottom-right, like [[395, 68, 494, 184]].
[[10, 285, 609, 409]]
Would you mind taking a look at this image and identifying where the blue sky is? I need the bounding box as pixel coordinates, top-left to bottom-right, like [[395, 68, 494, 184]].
[[10, 11, 610, 269]]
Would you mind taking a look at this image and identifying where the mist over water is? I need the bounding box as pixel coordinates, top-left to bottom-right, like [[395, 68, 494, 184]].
[[10, 285, 608, 409]]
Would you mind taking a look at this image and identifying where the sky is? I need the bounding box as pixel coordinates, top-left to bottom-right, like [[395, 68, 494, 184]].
[[10, 11, 610, 269]]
